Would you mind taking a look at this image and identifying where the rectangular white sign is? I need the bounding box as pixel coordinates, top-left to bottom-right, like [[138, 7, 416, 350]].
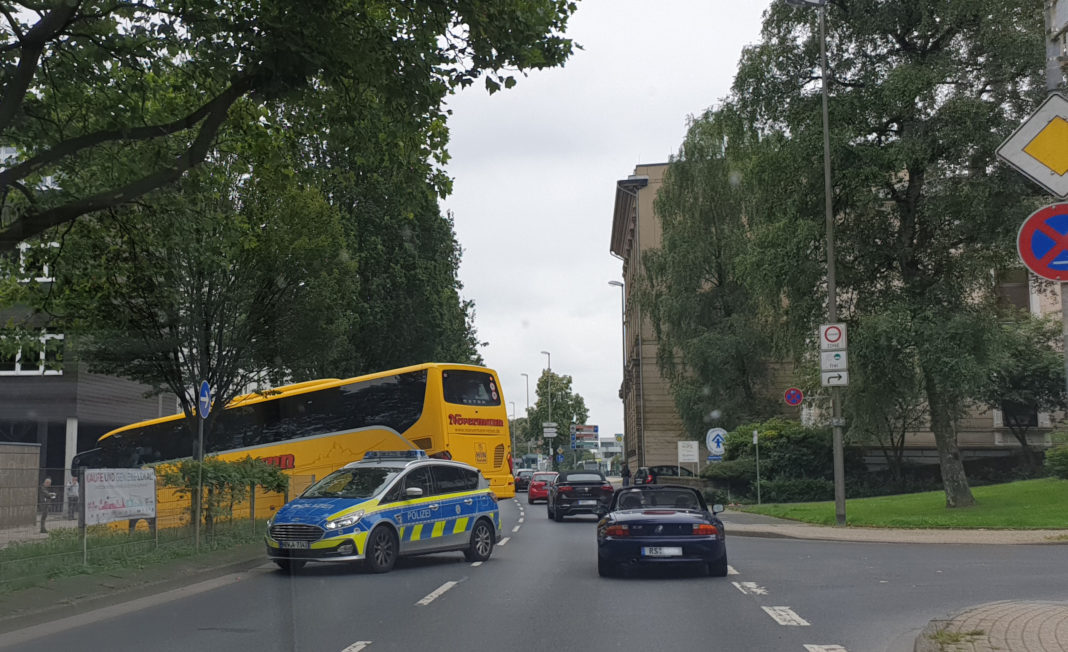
[[821, 370, 850, 387], [677, 441, 699, 463], [819, 323, 847, 351], [83, 468, 156, 526], [820, 350, 848, 371]]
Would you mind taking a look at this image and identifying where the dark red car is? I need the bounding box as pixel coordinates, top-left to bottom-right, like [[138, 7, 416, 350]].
[[526, 471, 558, 504]]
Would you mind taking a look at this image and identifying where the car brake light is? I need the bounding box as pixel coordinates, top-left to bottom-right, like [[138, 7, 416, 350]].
[[557, 486, 573, 493], [692, 523, 719, 535], [605, 524, 630, 537], [600, 484, 613, 492]]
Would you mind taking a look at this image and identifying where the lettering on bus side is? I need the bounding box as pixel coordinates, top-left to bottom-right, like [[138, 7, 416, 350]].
[[448, 414, 505, 427], [257, 454, 295, 470]]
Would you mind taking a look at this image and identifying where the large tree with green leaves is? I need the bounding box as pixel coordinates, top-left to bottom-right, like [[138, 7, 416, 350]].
[[0, 0, 579, 251], [43, 151, 349, 436], [524, 369, 589, 471], [641, 108, 778, 435], [727, 0, 1047, 507]]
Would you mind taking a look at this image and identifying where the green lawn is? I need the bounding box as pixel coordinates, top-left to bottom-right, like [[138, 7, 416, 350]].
[[741, 478, 1068, 529]]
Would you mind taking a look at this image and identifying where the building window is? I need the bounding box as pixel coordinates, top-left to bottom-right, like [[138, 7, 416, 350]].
[[994, 268, 1030, 313], [0, 331, 64, 375], [17, 241, 60, 283], [1000, 401, 1038, 429]]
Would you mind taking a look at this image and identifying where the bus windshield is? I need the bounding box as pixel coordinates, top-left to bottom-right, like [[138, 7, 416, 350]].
[[301, 468, 399, 500]]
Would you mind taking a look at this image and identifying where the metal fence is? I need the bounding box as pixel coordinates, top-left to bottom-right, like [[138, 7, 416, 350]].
[[0, 467, 314, 592]]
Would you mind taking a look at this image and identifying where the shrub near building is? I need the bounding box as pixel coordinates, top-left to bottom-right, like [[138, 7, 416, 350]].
[[1046, 446, 1068, 480], [702, 418, 865, 503]]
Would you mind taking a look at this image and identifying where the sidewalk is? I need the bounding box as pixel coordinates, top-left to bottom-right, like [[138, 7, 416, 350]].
[[718, 512, 1068, 651]]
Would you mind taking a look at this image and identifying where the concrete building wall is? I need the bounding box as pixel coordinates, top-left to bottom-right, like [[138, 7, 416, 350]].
[[0, 442, 40, 527]]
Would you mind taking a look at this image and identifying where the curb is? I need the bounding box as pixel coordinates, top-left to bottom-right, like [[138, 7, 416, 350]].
[[913, 618, 953, 652]]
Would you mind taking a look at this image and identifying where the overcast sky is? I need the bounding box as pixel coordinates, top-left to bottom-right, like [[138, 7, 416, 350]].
[[441, 1, 774, 444]]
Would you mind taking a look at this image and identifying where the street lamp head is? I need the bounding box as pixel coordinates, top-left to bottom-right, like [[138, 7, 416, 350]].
[[608, 280, 623, 288], [540, 350, 550, 356]]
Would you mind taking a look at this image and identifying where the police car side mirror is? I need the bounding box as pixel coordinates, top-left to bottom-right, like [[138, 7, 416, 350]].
[[406, 487, 424, 498]]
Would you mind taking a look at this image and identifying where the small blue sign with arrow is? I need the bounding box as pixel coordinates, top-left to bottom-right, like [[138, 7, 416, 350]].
[[198, 381, 211, 420]]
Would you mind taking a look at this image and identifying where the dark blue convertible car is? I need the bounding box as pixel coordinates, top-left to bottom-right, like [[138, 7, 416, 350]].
[[595, 485, 727, 578]]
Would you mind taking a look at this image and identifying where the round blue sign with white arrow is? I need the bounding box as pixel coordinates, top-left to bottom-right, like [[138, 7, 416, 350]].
[[198, 381, 211, 419]]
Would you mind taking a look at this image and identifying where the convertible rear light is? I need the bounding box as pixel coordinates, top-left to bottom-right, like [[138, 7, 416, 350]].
[[605, 524, 630, 537], [692, 523, 719, 536]]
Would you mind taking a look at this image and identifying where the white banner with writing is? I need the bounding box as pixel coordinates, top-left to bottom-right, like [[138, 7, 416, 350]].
[[84, 468, 157, 526], [677, 440, 699, 463]]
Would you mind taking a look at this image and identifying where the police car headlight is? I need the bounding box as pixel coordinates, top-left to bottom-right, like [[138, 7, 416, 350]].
[[325, 510, 364, 530]]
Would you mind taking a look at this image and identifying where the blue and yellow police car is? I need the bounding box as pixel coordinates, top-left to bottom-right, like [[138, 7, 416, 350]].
[[266, 450, 502, 573]]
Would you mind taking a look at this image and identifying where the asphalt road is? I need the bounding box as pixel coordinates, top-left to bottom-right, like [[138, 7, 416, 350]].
[[3, 498, 1067, 652]]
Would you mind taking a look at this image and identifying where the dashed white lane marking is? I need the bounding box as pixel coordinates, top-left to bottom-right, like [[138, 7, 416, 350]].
[[416, 581, 458, 606], [512, 525, 521, 533], [803, 646, 847, 652], [518, 517, 524, 523], [727, 565, 739, 575], [732, 581, 768, 596], [763, 606, 810, 626], [498, 537, 510, 546], [471, 561, 483, 567], [340, 642, 373, 652]]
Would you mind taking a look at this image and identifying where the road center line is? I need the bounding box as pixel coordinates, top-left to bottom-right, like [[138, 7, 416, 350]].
[[803, 646, 848, 652], [518, 517, 524, 523], [727, 565, 739, 575], [512, 525, 521, 533], [762, 606, 810, 626], [471, 561, 483, 567], [498, 537, 510, 546], [416, 581, 458, 606], [340, 641, 373, 652]]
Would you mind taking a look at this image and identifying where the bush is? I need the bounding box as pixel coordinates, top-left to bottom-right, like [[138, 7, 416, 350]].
[[1046, 446, 1068, 479], [759, 477, 834, 503]]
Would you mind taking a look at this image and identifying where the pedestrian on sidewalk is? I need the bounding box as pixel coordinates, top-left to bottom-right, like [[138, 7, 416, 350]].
[[621, 462, 631, 487], [66, 475, 79, 520], [38, 476, 57, 533]]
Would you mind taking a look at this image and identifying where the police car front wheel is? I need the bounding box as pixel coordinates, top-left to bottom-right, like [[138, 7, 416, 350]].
[[365, 526, 398, 573], [463, 519, 494, 562]]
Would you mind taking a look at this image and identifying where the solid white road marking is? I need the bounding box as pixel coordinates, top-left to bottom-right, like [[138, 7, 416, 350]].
[[762, 606, 810, 626], [498, 537, 510, 546], [803, 646, 848, 652], [471, 561, 483, 567], [732, 581, 768, 596], [340, 642, 373, 652], [512, 525, 521, 533], [727, 565, 739, 575], [416, 581, 458, 606]]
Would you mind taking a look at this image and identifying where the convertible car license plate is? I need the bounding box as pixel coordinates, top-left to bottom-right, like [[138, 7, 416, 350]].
[[642, 546, 682, 557], [281, 541, 309, 550], [578, 500, 597, 505]]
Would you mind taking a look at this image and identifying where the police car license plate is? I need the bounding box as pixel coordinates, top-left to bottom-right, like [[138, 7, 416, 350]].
[[642, 546, 682, 557], [578, 500, 597, 506], [281, 541, 309, 550]]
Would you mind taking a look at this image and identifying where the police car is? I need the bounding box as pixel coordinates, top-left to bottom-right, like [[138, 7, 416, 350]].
[[266, 450, 501, 573]]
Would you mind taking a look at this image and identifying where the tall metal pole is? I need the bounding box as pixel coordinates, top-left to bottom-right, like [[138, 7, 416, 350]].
[[1045, 1, 1068, 398], [509, 401, 517, 461], [541, 351, 552, 469], [817, 3, 847, 527], [195, 414, 203, 552]]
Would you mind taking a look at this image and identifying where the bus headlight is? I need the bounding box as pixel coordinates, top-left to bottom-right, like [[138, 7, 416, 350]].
[[325, 510, 364, 530]]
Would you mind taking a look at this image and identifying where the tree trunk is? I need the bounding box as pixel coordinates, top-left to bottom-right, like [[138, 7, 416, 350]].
[[924, 383, 975, 508]]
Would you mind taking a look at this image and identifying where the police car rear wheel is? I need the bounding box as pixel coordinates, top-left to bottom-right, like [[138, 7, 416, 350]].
[[366, 526, 397, 573], [464, 519, 494, 562]]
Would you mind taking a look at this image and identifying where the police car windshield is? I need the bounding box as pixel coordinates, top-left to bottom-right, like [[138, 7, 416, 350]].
[[302, 468, 399, 499]]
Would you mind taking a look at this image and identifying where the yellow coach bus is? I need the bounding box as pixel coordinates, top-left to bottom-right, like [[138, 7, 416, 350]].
[[74, 363, 516, 502]]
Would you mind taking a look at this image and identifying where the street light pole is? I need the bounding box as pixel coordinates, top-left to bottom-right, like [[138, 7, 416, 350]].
[[520, 372, 530, 460], [608, 280, 626, 466], [786, 0, 846, 526], [508, 401, 517, 463], [541, 350, 552, 469]]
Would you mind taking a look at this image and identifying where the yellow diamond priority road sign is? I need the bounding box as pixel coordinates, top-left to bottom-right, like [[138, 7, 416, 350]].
[[998, 93, 1068, 198]]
